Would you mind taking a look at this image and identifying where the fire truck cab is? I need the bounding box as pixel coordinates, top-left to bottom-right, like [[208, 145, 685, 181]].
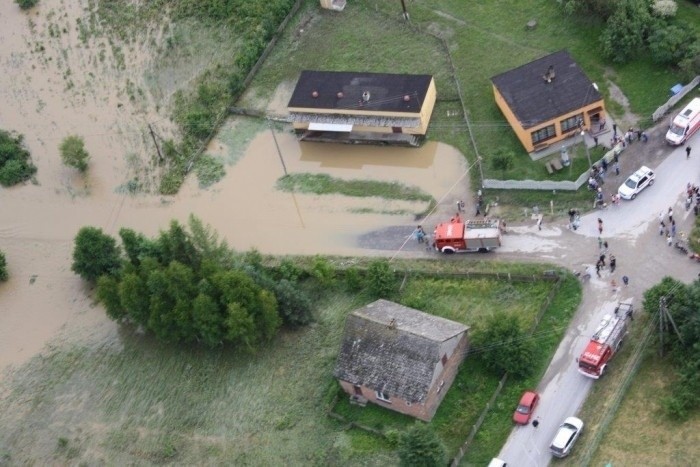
[[577, 303, 632, 379]]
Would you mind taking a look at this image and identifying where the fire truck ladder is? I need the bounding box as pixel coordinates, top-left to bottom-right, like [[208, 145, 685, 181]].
[[464, 219, 500, 229], [592, 314, 626, 348]]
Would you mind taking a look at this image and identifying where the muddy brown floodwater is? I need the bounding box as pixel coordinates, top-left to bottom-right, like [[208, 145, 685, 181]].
[[0, 0, 470, 376]]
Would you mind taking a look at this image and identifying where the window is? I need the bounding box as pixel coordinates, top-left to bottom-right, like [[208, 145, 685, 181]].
[[531, 124, 556, 144], [560, 114, 583, 133], [375, 391, 391, 403]]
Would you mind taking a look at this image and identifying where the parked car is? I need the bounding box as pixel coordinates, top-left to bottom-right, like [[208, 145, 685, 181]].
[[618, 165, 655, 200], [512, 390, 539, 425], [487, 458, 507, 467], [549, 416, 584, 458]]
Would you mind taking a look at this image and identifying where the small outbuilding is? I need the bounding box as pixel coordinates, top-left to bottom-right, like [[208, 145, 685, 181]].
[[287, 70, 437, 147], [333, 299, 469, 421], [491, 50, 606, 153]]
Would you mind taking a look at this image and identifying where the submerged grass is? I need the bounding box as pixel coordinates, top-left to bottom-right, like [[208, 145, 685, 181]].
[[276, 173, 434, 203]]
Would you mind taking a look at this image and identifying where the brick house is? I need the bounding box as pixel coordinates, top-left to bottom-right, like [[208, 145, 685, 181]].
[[333, 299, 469, 421], [491, 49, 606, 153], [287, 70, 437, 147]]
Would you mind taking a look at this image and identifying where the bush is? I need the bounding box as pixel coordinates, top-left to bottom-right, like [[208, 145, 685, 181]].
[[600, 0, 653, 63], [71, 226, 122, 282], [0, 251, 8, 282], [59, 135, 90, 172], [474, 312, 536, 378], [15, 0, 39, 10]]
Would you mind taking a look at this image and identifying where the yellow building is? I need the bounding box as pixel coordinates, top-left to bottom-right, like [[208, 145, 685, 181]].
[[287, 70, 437, 147], [491, 50, 606, 153]]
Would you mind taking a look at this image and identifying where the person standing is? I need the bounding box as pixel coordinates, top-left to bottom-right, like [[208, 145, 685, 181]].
[[599, 253, 606, 267], [668, 207, 674, 224], [614, 161, 620, 176], [659, 220, 666, 236], [667, 234, 673, 246], [671, 220, 677, 238], [537, 216, 543, 231], [598, 236, 603, 250], [687, 146, 692, 159], [457, 200, 465, 212], [415, 225, 426, 243], [598, 218, 604, 235], [610, 255, 616, 272]]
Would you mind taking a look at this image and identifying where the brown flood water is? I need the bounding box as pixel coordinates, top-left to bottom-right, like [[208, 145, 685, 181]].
[[0, 1, 470, 374]]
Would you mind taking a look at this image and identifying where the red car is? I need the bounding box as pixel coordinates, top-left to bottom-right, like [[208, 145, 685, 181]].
[[513, 391, 539, 425]]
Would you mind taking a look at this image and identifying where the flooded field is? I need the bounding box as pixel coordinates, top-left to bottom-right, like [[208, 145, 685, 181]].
[[0, 2, 472, 377]]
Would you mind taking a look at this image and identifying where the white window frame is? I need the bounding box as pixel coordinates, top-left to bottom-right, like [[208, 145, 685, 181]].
[[375, 390, 391, 403]]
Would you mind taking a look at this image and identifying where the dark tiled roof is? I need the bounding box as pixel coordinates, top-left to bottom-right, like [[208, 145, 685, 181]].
[[491, 50, 602, 129], [287, 71, 433, 113], [333, 299, 468, 403]]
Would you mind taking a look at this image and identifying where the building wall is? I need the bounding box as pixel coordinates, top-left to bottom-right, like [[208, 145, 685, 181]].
[[336, 331, 469, 422], [493, 85, 606, 153]]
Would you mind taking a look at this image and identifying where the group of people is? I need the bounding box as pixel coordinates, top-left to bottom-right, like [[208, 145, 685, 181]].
[[612, 124, 647, 146], [685, 183, 700, 215]]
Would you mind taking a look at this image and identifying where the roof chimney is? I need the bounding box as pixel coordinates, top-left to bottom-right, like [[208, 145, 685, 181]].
[[543, 65, 556, 83], [388, 318, 397, 330], [362, 90, 371, 102]]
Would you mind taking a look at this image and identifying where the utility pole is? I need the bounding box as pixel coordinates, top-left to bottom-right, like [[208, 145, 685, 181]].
[[579, 119, 592, 169], [269, 121, 288, 176], [658, 296, 685, 357], [148, 123, 164, 163]]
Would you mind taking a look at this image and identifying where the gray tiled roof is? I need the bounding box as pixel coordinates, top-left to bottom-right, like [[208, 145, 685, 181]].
[[287, 70, 433, 113], [490, 50, 602, 129], [333, 300, 468, 403]]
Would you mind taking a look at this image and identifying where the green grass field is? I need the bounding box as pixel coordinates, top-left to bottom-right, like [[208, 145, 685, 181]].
[[0, 262, 578, 465]]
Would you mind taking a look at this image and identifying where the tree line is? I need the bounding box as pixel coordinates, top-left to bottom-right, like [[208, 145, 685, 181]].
[[71, 216, 397, 349]]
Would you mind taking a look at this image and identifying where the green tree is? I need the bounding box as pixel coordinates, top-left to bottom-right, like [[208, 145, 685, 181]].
[[475, 312, 536, 378], [648, 22, 698, 65], [119, 228, 157, 266], [0, 250, 8, 282], [600, 0, 653, 63], [366, 259, 395, 298], [72, 226, 121, 282], [119, 271, 151, 326], [96, 275, 126, 320], [0, 130, 37, 186], [490, 150, 515, 177], [310, 255, 335, 287], [59, 135, 90, 172], [397, 423, 447, 467], [192, 292, 224, 347]]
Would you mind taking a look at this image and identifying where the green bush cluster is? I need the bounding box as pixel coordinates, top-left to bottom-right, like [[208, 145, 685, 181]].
[[59, 135, 90, 172], [0, 130, 37, 187]]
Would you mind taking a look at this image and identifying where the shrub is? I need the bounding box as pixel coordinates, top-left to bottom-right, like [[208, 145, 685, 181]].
[[0, 250, 8, 282], [15, 0, 39, 10], [365, 259, 395, 298], [342, 266, 363, 292], [274, 279, 313, 326], [59, 135, 90, 172], [600, 0, 653, 63], [474, 312, 536, 378], [194, 154, 225, 188], [310, 256, 335, 287], [397, 423, 447, 467]]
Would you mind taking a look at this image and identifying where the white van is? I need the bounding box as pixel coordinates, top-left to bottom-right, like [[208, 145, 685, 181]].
[[666, 97, 700, 146]]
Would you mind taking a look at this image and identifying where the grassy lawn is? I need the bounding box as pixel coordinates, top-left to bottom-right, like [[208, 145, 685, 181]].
[[0, 261, 579, 465], [579, 354, 700, 466]]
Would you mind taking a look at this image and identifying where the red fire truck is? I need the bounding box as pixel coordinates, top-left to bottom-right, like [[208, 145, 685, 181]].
[[433, 218, 502, 253], [577, 303, 632, 379]]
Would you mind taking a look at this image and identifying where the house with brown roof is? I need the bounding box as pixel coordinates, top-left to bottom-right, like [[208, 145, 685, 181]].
[[287, 70, 436, 147], [491, 50, 606, 153], [333, 299, 469, 421]]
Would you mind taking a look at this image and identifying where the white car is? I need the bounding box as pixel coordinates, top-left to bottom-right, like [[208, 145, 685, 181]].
[[549, 416, 584, 458], [618, 166, 655, 200]]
